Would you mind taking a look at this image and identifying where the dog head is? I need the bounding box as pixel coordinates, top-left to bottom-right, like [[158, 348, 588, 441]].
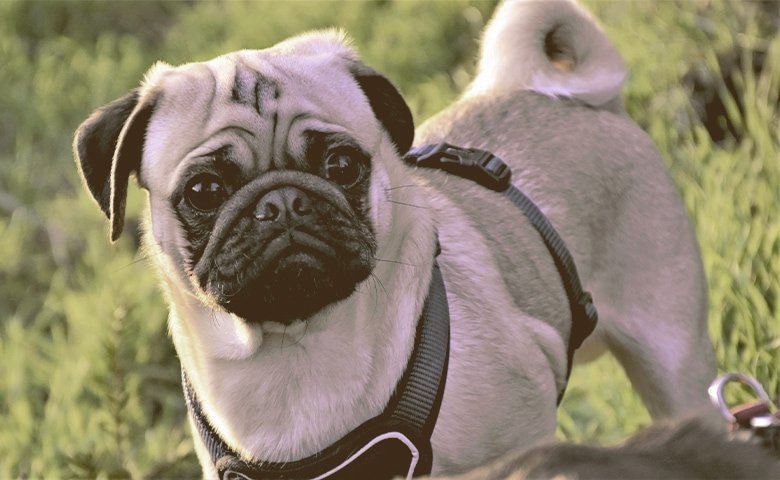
[[74, 32, 416, 326]]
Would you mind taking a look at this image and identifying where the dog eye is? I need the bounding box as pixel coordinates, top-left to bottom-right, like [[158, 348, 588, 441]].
[[184, 174, 227, 212], [323, 150, 363, 188]]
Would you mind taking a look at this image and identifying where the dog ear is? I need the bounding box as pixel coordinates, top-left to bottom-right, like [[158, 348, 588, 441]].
[[350, 63, 415, 155], [74, 89, 158, 242]]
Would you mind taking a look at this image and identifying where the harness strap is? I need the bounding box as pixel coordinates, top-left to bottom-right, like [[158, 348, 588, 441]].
[[404, 143, 599, 401], [386, 262, 450, 438], [503, 185, 597, 401]]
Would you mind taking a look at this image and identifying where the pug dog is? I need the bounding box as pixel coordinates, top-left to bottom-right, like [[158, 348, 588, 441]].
[[74, 0, 716, 476]]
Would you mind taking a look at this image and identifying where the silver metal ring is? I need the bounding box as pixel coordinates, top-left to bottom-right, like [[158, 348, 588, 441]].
[[708, 372, 773, 423]]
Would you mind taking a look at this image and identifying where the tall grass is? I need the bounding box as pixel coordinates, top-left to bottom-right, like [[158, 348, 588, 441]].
[[1, 1, 777, 477]]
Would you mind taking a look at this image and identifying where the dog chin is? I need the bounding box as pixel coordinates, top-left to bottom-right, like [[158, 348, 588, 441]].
[[206, 249, 372, 325]]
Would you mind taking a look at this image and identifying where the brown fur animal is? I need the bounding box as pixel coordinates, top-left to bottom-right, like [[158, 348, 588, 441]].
[[441, 415, 780, 480]]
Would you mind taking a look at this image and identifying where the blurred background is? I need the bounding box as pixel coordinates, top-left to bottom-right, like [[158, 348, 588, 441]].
[[1, 0, 778, 477]]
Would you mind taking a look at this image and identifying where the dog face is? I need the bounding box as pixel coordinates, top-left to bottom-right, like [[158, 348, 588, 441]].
[[75, 33, 416, 325], [171, 134, 376, 325]]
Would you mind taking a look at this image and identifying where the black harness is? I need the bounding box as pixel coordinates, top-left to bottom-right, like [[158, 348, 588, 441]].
[[183, 144, 598, 480]]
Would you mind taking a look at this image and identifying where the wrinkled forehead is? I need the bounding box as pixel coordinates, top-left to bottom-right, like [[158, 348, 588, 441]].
[[237, 48, 370, 110], [153, 48, 377, 129], [230, 47, 377, 127], [141, 47, 381, 189]]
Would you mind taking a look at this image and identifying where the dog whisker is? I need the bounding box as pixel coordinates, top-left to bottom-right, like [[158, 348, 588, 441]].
[[287, 321, 309, 347], [387, 200, 429, 209], [116, 243, 174, 270], [367, 273, 387, 321], [117, 254, 155, 270], [368, 272, 388, 299], [385, 184, 420, 191], [374, 257, 419, 267]]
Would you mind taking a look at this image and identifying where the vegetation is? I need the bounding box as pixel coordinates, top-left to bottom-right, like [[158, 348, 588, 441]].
[[1, 1, 777, 477]]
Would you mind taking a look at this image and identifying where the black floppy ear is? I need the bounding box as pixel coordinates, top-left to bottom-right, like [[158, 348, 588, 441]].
[[73, 89, 157, 242], [350, 63, 415, 155]]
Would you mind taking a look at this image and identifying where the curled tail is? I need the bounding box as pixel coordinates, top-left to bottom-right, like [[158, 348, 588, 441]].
[[465, 0, 627, 110]]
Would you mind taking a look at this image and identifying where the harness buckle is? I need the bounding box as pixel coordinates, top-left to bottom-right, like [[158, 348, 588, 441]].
[[404, 143, 512, 192]]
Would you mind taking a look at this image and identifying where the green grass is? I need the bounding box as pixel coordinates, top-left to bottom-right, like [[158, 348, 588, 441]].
[[1, 1, 777, 477]]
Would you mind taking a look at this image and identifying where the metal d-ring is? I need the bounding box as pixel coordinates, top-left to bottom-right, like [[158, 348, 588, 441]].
[[708, 372, 774, 423]]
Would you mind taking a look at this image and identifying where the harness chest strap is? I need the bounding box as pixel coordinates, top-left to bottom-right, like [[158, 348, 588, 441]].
[[183, 262, 450, 480], [404, 143, 599, 397]]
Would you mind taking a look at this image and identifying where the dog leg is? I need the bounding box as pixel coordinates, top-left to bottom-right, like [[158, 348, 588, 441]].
[[586, 174, 717, 418], [604, 292, 716, 418]]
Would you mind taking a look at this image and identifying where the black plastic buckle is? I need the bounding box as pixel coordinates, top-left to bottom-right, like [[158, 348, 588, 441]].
[[404, 143, 512, 192]]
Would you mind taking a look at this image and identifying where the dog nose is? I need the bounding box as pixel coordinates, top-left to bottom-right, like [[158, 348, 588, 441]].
[[254, 186, 313, 223]]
